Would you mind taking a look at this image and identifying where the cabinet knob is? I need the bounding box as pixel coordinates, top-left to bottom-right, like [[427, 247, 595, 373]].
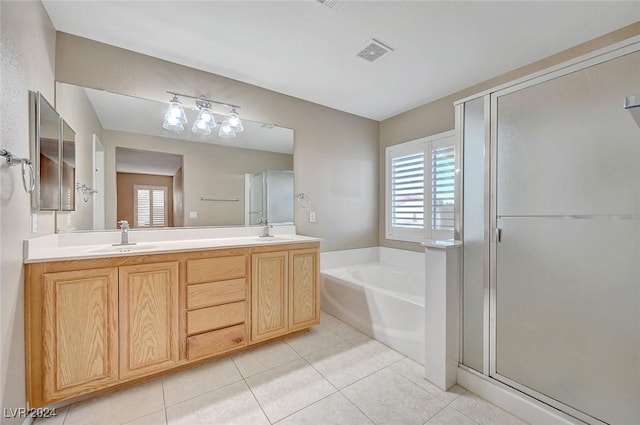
[[233, 337, 243, 343]]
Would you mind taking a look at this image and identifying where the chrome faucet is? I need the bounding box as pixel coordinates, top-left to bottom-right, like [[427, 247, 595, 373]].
[[258, 218, 274, 238], [113, 220, 136, 246]]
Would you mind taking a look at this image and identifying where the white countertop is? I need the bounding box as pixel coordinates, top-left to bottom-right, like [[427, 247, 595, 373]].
[[24, 226, 322, 263]]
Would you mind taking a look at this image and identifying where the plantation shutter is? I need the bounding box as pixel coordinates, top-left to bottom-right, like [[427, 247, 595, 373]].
[[386, 131, 456, 242], [391, 152, 425, 229], [152, 189, 166, 227], [431, 144, 455, 232], [136, 188, 151, 227], [134, 185, 167, 228]]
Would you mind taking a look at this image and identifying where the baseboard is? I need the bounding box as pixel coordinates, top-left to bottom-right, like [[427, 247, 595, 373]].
[[456, 366, 584, 425]]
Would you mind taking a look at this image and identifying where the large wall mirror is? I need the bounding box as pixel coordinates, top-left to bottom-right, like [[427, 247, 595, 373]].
[[54, 83, 294, 231]]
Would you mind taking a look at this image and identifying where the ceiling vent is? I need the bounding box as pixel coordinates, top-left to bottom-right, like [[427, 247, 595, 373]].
[[315, 0, 340, 9], [356, 39, 393, 63]]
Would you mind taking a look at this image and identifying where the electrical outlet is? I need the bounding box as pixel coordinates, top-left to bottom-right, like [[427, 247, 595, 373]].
[[309, 211, 316, 223], [189, 211, 198, 219], [31, 213, 38, 233]]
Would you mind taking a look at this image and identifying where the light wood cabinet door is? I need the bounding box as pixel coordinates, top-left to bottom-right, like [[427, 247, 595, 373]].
[[251, 251, 288, 342], [288, 248, 320, 331], [119, 262, 179, 380], [42, 268, 118, 401]]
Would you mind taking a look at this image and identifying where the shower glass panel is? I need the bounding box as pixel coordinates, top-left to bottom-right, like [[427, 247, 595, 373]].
[[462, 97, 486, 373], [249, 173, 264, 225], [265, 170, 294, 224], [248, 170, 294, 225], [494, 51, 640, 424]]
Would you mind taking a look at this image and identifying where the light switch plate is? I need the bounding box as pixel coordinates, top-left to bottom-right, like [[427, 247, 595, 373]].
[[309, 211, 316, 223], [189, 211, 198, 219]]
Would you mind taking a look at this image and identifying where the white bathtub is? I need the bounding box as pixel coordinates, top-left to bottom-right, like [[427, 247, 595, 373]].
[[321, 247, 425, 364]]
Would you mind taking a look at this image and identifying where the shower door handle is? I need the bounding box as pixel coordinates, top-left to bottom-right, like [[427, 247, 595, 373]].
[[494, 228, 502, 243]]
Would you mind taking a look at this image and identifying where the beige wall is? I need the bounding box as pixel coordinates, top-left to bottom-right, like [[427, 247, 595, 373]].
[[55, 33, 380, 252], [0, 1, 56, 422], [102, 130, 294, 228], [379, 22, 640, 252], [55, 82, 104, 231]]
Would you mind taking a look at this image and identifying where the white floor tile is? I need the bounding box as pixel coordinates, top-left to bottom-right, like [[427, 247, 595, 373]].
[[123, 409, 167, 425], [233, 341, 300, 378], [342, 368, 446, 425], [162, 358, 242, 407], [277, 392, 374, 425], [165, 381, 269, 425], [390, 357, 465, 403], [246, 357, 336, 422], [349, 334, 405, 365], [285, 325, 345, 356], [304, 341, 385, 389], [424, 406, 478, 425], [450, 392, 528, 425], [320, 311, 367, 340], [65, 380, 165, 425]]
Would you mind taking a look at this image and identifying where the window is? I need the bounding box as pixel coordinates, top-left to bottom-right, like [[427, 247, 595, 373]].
[[386, 131, 456, 242], [134, 185, 167, 228]]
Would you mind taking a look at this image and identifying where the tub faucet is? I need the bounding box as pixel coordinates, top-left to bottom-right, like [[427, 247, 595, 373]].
[[258, 218, 274, 238], [113, 220, 136, 246]]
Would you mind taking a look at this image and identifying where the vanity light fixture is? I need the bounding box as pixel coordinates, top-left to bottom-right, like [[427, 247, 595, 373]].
[[163, 92, 242, 138]]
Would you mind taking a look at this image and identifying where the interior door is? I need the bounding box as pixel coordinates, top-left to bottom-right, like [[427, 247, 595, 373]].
[[492, 51, 640, 424]]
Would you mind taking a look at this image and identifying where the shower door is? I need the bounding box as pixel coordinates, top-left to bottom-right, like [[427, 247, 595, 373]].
[[491, 50, 640, 424]]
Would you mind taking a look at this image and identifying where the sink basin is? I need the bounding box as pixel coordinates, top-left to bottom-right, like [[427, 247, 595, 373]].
[[90, 244, 160, 254], [254, 236, 295, 243]]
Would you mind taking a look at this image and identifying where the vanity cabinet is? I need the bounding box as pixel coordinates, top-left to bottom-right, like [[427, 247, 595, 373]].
[[41, 268, 119, 401], [251, 247, 320, 342], [119, 262, 179, 379], [251, 251, 289, 342], [30, 261, 179, 405], [185, 255, 249, 360], [25, 242, 319, 408], [288, 248, 320, 331]]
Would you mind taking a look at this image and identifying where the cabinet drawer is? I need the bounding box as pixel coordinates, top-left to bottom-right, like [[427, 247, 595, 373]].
[[186, 256, 246, 284], [186, 324, 247, 360], [186, 279, 246, 309], [187, 301, 246, 335]]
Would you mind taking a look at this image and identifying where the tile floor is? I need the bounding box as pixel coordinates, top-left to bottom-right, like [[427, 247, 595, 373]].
[[35, 311, 528, 425]]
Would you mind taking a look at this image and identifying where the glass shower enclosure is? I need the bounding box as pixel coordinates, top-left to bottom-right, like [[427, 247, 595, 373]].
[[459, 42, 639, 424], [248, 170, 294, 225]]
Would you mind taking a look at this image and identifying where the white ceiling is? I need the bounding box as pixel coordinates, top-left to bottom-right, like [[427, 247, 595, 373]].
[[116, 147, 183, 176], [43, 1, 640, 121]]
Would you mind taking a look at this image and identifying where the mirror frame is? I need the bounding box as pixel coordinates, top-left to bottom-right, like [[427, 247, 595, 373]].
[[30, 91, 61, 211]]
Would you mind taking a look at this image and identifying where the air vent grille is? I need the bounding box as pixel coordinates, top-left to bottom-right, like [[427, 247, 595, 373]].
[[356, 39, 393, 63], [316, 0, 340, 9]]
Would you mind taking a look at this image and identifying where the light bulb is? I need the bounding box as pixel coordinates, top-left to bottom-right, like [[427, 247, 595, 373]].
[[192, 118, 211, 136], [164, 96, 187, 124], [227, 109, 243, 132], [218, 119, 236, 138], [163, 115, 184, 132], [196, 107, 216, 128]]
